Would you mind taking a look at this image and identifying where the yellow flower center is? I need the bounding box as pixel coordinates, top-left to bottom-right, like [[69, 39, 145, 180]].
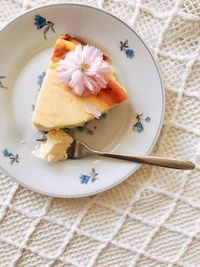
[[80, 63, 88, 72]]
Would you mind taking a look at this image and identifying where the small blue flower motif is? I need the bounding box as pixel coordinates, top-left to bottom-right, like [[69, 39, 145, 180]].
[[79, 168, 99, 184], [34, 15, 55, 39], [2, 149, 13, 158], [34, 15, 47, 29], [80, 175, 91, 184], [133, 121, 144, 133], [125, 49, 135, 59], [125, 49, 135, 58], [145, 117, 151, 122], [2, 149, 19, 164], [120, 40, 135, 59], [37, 71, 46, 88], [133, 114, 150, 133]]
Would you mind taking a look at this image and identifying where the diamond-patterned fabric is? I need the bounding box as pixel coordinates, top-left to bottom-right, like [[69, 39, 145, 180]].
[[0, 0, 200, 266]]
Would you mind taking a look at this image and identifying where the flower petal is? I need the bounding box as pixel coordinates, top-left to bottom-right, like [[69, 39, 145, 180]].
[[73, 83, 86, 96], [69, 69, 83, 87], [84, 104, 101, 119]]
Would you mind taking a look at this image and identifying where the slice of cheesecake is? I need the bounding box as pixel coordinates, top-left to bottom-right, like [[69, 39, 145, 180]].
[[32, 34, 128, 131]]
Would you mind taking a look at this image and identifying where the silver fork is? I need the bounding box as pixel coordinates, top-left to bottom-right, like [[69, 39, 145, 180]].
[[67, 140, 195, 170]]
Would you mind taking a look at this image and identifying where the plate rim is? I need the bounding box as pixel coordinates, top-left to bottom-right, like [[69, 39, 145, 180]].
[[0, 3, 165, 198]]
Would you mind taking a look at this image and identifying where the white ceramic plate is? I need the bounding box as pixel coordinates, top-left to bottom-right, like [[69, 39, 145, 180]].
[[0, 4, 164, 197]]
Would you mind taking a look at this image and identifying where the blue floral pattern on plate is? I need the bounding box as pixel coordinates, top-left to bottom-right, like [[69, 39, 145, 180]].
[[120, 40, 135, 58], [133, 114, 150, 133], [34, 15, 46, 29], [64, 113, 107, 137], [37, 71, 46, 87], [2, 149, 19, 165], [34, 15, 56, 39], [0, 76, 7, 89], [80, 168, 98, 184], [32, 71, 46, 111]]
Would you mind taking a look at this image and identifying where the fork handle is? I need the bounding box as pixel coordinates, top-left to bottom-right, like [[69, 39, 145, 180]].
[[96, 152, 195, 170]]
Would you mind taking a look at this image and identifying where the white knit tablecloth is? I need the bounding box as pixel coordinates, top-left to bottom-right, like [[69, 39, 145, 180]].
[[1, 0, 200, 266]]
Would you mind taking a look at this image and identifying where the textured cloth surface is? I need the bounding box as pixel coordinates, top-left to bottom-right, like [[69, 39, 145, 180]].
[[0, 0, 200, 266]]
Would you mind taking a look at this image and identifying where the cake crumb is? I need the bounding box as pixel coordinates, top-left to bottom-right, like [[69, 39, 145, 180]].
[[20, 140, 26, 144]]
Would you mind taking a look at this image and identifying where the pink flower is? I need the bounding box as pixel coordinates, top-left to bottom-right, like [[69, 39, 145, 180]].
[[84, 104, 101, 119], [57, 44, 109, 96]]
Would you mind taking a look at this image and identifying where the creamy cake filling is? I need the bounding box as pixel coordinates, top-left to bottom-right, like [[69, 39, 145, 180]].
[[32, 130, 73, 161]]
